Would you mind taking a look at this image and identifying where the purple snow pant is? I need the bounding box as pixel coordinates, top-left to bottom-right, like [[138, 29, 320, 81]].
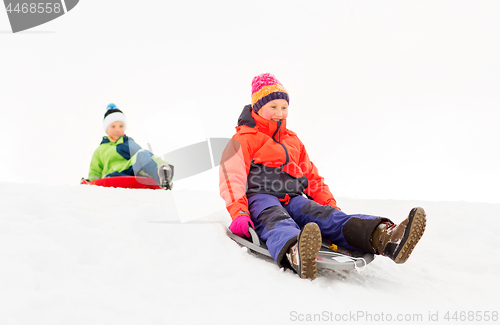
[[248, 194, 389, 267]]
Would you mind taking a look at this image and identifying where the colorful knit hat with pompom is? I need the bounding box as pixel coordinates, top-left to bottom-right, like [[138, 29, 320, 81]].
[[251, 73, 289, 113], [103, 103, 126, 132]]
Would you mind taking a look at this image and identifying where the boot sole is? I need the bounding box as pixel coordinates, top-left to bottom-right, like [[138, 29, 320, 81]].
[[393, 207, 426, 264], [158, 165, 171, 190], [298, 223, 322, 280]]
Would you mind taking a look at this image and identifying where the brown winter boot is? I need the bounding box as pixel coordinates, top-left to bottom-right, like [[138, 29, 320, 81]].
[[371, 207, 426, 264], [286, 222, 322, 280]]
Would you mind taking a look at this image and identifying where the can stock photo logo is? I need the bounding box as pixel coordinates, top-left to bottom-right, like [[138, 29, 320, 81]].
[[3, 0, 78, 33]]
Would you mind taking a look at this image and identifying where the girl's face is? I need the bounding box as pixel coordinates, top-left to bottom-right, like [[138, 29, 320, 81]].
[[257, 99, 288, 122], [106, 121, 125, 142]]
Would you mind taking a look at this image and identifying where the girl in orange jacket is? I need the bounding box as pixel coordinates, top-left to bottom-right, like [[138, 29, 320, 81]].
[[219, 73, 426, 280]]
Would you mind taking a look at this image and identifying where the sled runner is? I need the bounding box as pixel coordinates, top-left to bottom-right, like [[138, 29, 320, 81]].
[[227, 227, 374, 271], [80, 176, 162, 189]]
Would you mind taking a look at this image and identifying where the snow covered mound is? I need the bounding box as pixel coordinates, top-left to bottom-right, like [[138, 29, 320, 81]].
[[0, 182, 498, 324]]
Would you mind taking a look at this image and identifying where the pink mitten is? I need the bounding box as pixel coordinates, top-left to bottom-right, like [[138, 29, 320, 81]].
[[230, 215, 255, 238]]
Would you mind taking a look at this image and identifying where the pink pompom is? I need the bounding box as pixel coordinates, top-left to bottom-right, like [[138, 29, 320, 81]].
[[251, 73, 283, 95]]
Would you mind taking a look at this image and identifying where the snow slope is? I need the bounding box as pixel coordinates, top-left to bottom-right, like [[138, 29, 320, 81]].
[[1, 182, 498, 324]]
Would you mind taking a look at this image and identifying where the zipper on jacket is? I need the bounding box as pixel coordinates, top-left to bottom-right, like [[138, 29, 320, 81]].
[[272, 120, 289, 168]]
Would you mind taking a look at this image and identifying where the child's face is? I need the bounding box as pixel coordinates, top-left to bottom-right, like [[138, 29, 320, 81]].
[[257, 99, 289, 122], [106, 121, 125, 141]]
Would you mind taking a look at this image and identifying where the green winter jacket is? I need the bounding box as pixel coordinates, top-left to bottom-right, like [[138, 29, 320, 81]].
[[88, 135, 164, 181]]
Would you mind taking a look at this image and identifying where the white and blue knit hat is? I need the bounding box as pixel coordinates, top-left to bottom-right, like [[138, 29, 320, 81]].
[[103, 103, 127, 132]]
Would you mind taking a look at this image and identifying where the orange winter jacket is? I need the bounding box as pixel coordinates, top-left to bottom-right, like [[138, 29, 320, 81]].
[[219, 105, 339, 220]]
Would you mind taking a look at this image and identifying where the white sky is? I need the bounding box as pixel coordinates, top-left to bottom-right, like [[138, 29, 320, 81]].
[[1, 0, 499, 204]]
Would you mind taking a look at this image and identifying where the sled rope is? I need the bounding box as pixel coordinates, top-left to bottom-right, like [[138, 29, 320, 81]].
[[351, 256, 367, 273]]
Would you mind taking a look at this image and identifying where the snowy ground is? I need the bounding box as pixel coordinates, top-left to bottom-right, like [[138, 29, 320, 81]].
[[1, 182, 498, 325]]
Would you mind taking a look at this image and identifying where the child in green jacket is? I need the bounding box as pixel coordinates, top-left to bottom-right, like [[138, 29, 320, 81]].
[[87, 103, 173, 189]]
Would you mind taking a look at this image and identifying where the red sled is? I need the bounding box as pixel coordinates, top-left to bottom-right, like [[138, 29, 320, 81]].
[[80, 176, 162, 189]]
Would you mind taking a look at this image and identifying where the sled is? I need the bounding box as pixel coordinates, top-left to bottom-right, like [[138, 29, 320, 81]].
[[80, 176, 162, 189], [227, 227, 374, 271]]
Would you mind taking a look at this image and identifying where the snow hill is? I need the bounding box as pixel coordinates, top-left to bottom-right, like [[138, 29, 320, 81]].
[[0, 182, 498, 325]]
